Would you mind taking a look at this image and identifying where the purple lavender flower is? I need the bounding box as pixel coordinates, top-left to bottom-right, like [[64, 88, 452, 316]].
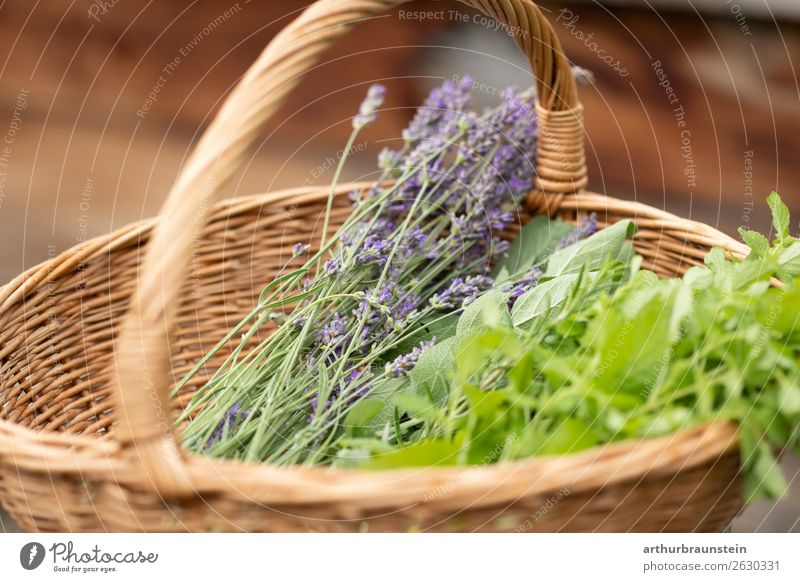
[[308, 369, 372, 424], [316, 313, 349, 349], [556, 213, 599, 250], [405, 226, 428, 248], [355, 235, 393, 266], [385, 338, 435, 377], [308, 395, 331, 421], [395, 292, 421, 321], [491, 237, 511, 258], [353, 85, 386, 130], [324, 257, 344, 275], [447, 87, 538, 248], [292, 242, 310, 256], [205, 403, 249, 449], [355, 285, 395, 317], [348, 283, 423, 348], [502, 267, 543, 308], [429, 274, 494, 310], [378, 147, 402, 170], [313, 78, 536, 412], [402, 76, 473, 148], [341, 370, 372, 404]]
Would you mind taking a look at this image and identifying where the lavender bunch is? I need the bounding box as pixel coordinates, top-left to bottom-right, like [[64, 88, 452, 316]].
[[177, 77, 542, 465]]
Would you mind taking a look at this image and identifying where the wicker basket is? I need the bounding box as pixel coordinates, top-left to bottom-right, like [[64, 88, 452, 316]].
[[0, 0, 751, 532]]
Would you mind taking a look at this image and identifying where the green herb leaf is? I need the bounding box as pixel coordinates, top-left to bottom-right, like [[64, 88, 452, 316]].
[[493, 216, 574, 281], [738, 227, 770, 257], [364, 434, 465, 469], [456, 289, 511, 339], [408, 337, 457, 405], [510, 273, 581, 327], [509, 418, 599, 457], [545, 220, 636, 277], [750, 442, 787, 501], [588, 291, 672, 395], [343, 398, 386, 437], [767, 191, 791, 244], [703, 246, 727, 270], [393, 392, 439, 422], [777, 242, 800, 278], [778, 376, 800, 415], [386, 314, 458, 360]]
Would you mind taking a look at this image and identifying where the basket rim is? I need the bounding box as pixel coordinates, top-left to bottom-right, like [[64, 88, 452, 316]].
[[0, 414, 739, 508], [0, 185, 749, 508]]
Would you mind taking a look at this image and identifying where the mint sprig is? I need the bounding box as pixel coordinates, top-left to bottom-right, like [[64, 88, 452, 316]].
[[352, 194, 800, 506]]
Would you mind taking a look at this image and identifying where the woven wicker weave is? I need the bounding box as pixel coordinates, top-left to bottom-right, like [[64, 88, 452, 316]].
[[0, 0, 751, 532]]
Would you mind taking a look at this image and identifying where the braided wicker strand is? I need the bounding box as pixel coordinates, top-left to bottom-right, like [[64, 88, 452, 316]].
[[527, 103, 588, 214]]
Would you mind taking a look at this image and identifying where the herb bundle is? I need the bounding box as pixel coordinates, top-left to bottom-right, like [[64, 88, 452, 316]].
[[348, 193, 800, 503], [177, 78, 590, 464], [178, 74, 798, 505]]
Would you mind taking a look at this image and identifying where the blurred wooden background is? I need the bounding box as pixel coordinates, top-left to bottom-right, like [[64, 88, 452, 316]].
[[1, 0, 799, 532]]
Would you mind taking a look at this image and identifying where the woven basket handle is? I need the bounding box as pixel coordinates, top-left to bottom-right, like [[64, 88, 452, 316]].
[[110, 0, 588, 495]]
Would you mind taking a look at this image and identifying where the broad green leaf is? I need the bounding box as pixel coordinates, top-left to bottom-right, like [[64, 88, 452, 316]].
[[738, 227, 770, 257], [423, 313, 459, 340], [635, 407, 692, 437], [739, 422, 759, 470], [408, 337, 457, 405], [511, 273, 581, 327], [778, 242, 800, 278], [494, 266, 511, 284], [683, 265, 712, 288], [616, 240, 636, 268], [745, 280, 771, 297], [527, 344, 576, 388], [604, 391, 647, 412], [364, 434, 465, 469], [454, 328, 521, 385], [668, 282, 694, 342], [393, 392, 440, 422], [616, 240, 641, 281], [456, 289, 512, 339], [386, 314, 458, 359], [751, 442, 787, 500], [343, 398, 385, 437], [758, 288, 800, 335], [703, 246, 727, 270], [751, 402, 793, 445], [589, 296, 672, 394], [509, 418, 599, 458], [362, 378, 408, 434], [618, 274, 662, 319], [463, 385, 510, 419], [767, 191, 790, 243], [545, 220, 636, 277], [779, 377, 800, 415], [466, 424, 516, 465], [492, 216, 574, 281]]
